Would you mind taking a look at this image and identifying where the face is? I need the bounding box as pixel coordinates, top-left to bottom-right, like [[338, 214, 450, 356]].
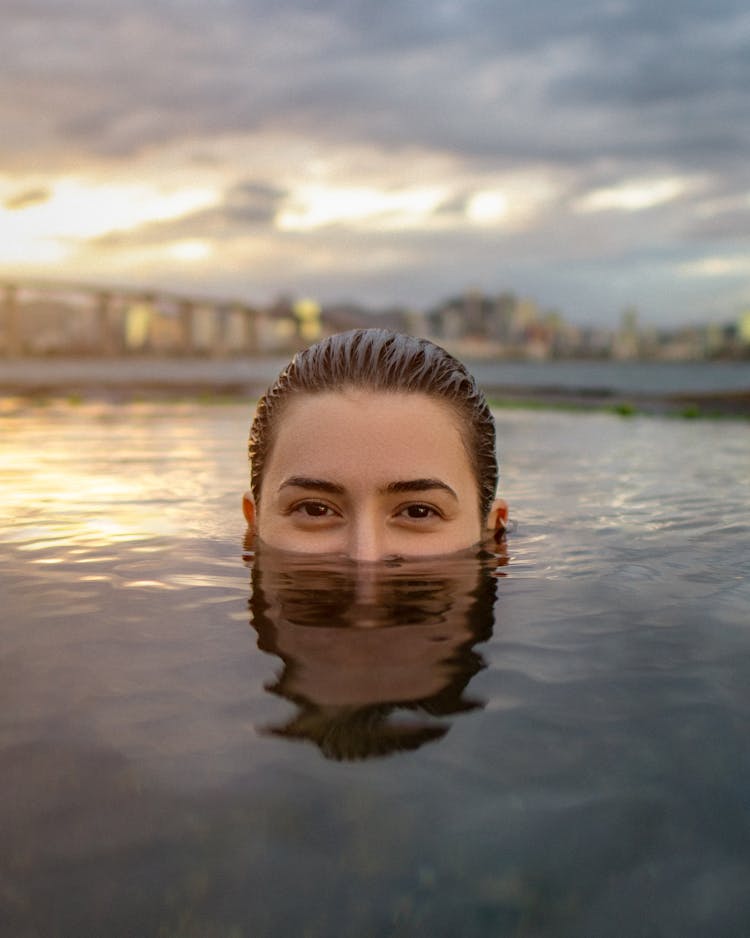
[[246, 390, 502, 561]]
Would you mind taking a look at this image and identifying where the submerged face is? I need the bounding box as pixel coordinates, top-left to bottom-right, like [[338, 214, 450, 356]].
[[249, 390, 500, 561]]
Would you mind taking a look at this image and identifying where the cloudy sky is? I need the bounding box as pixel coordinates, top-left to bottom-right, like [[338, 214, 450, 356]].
[[1, 0, 749, 327]]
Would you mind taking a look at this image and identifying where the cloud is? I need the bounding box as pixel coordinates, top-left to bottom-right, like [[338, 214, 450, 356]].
[[90, 177, 286, 249], [1, 0, 749, 325], [679, 254, 750, 278], [223, 181, 288, 226], [573, 177, 692, 213], [2, 0, 747, 167], [3, 187, 51, 210]]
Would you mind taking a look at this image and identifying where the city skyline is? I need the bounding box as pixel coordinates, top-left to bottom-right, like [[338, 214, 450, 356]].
[[4, 278, 748, 362], [1, 0, 749, 329]]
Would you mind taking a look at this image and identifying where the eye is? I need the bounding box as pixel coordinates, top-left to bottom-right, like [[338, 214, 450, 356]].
[[399, 503, 441, 521], [292, 500, 338, 518]]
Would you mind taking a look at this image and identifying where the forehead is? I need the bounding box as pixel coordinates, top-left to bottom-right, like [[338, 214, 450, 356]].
[[263, 390, 473, 486]]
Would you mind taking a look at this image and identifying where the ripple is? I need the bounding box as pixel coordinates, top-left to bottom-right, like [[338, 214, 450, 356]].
[[122, 579, 178, 590], [2, 403, 750, 938]]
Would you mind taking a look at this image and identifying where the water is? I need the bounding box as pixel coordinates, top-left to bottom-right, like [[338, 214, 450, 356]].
[[469, 358, 750, 395], [2, 401, 750, 936], [2, 356, 749, 398]]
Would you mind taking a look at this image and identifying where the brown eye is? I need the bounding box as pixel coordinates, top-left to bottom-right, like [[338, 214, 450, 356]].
[[403, 504, 437, 520], [298, 501, 334, 517]]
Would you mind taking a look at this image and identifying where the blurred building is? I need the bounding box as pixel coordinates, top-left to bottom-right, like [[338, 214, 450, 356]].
[[2, 280, 749, 361]]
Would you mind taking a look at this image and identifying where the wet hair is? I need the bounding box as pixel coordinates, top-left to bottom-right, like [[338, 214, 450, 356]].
[[249, 329, 498, 520]]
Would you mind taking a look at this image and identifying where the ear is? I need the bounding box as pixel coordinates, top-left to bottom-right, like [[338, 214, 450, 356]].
[[486, 498, 509, 535], [242, 491, 256, 528]]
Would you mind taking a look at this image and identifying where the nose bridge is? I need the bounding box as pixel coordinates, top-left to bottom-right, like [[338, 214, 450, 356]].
[[348, 506, 383, 563]]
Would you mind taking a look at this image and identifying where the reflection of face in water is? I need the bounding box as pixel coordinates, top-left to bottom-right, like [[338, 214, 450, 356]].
[[246, 538, 506, 761]]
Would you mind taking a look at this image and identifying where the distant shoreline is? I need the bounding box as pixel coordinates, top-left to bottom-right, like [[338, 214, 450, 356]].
[[1, 356, 749, 418], [483, 387, 750, 418]]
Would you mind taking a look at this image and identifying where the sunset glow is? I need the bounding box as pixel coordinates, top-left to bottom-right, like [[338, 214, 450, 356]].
[[276, 185, 446, 231], [574, 177, 689, 214], [0, 179, 218, 265], [466, 190, 509, 225], [0, 1, 747, 324], [166, 239, 214, 262]]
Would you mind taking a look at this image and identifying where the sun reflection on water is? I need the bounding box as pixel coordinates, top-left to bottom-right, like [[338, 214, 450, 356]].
[[0, 400, 251, 562]]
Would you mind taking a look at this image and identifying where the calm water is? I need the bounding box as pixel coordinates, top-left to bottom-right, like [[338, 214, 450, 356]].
[[2, 356, 749, 397], [469, 358, 750, 395], [2, 401, 749, 937]]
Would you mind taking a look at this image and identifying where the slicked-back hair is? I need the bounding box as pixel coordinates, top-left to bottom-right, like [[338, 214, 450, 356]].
[[248, 329, 498, 520]]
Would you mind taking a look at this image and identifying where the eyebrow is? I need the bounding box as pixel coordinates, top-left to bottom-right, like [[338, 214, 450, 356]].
[[381, 479, 458, 500], [278, 476, 458, 500], [279, 476, 346, 495]]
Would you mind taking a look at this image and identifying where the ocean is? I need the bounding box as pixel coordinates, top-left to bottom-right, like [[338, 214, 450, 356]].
[[1, 400, 749, 936], [1, 356, 749, 408]]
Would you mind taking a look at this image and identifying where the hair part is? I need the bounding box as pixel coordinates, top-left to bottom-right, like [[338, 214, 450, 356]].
[[249, 329, 498, 519]]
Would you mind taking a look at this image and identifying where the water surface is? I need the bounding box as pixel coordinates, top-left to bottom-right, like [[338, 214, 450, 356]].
[[1, 401, 749, 936]]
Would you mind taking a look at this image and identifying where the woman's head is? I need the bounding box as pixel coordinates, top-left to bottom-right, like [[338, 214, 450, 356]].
[[246, 329, 506, 559]]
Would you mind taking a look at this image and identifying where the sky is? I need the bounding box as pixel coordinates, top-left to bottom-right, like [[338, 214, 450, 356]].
[[1, 0, 749, 328]]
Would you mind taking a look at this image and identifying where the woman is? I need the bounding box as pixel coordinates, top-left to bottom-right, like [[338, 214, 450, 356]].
[[243, 329, 508, 561]]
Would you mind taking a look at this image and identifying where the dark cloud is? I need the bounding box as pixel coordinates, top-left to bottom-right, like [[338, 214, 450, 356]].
[[224, 181, 287, 224], [2, 0, 748, 167]]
